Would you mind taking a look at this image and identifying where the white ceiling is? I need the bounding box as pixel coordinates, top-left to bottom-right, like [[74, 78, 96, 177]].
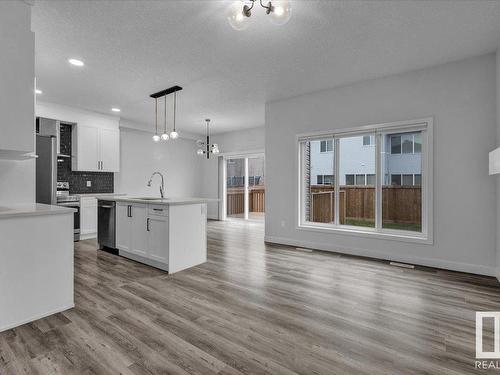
[[32, 0, 500, 135]]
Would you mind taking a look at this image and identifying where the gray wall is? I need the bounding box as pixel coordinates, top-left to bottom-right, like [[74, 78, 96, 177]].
[[266, 54, 497, 276], [497, 50, 500, 279]]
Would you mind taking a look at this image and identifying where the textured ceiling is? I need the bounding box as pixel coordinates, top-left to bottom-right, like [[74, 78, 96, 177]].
[[32, 0, 500, 135]]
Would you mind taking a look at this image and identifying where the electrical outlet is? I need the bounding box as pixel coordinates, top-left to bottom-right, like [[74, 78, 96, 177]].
[[86, 181, 92, 187]]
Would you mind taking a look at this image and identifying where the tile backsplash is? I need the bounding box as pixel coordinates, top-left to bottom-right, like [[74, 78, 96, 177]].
[[58, 124, 114, 194]]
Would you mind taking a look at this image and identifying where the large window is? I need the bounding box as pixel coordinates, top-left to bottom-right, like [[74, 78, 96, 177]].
[[299, 118, 432, 241]]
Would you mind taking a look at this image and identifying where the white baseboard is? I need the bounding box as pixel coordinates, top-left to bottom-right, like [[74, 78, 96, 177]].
[[264, 235, 497, 277], [80, 232, 96, 240], [0, 303, 74, 333]]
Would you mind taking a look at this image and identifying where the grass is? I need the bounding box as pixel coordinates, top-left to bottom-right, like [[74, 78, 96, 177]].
[[344, 218, 421, 232]]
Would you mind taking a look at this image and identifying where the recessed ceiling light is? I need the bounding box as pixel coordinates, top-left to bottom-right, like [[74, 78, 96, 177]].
[[35, 89, 42, 94], [68, 58, 84, 67], [111, 108, 121, 112]]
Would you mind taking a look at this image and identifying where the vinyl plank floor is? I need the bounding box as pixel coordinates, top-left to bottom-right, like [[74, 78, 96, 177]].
[[1, 219, 499, 374]]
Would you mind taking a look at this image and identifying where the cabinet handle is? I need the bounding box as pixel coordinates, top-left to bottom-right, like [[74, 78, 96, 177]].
[[101, 161, 103, 170], [153, 208, 163, 212], [146, 218, 150, 231], [128, 205, 132, 217]]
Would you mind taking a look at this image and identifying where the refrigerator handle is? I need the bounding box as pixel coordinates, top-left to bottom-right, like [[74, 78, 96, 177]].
[[50, 137, 57, 205]]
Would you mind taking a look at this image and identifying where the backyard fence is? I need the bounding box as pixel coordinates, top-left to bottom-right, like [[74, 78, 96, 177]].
[[226, 187, 265, 215], [310, 185, 421, 224]]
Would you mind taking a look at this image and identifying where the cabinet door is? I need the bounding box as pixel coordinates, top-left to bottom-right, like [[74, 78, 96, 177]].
[[147, 215, 168, 263], [130, 204, 148, 256], [99, 128, 120, 172], [81, 198, 97, 236], [116, 203, 130, 251], [0, 1, 34, 154], [75, 126, 99, 171]]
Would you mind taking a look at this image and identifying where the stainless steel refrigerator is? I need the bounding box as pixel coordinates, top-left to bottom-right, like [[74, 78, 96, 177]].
[[35, 135, 57, 204]]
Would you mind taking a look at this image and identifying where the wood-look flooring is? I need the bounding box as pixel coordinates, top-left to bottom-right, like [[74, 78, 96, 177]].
[[1, 219, 500, 374]]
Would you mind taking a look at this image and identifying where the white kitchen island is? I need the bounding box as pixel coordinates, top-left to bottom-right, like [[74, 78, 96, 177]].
[[0, 204, 75, 332], [98, 197, 209, 274]]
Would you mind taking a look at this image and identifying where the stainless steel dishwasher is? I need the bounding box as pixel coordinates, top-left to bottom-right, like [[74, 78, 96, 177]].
[[97, 200, 116, 250]]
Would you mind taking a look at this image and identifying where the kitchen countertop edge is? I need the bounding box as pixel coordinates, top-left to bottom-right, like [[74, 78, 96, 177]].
[[0, 203, 77, 219]]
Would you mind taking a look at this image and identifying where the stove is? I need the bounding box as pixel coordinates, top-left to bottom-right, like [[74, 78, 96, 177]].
[[56, 181, 80, 241]]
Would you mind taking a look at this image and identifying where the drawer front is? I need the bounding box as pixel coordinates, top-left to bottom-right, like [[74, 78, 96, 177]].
[[148, 204, 168, 216]]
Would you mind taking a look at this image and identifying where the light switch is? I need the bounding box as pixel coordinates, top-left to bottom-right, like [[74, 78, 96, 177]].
[[86, 181, 92, 187]]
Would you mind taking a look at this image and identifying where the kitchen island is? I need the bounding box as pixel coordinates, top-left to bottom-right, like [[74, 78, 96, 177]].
[[0, 204, 75, 332], [97, 197, 209, 274]]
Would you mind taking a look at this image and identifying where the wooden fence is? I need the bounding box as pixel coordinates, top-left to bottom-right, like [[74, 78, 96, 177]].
[[310, 185, 421, 224], [226, 187, 265, 215]]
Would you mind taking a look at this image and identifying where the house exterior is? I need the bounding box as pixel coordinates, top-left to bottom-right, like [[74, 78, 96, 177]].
[[310, 132, 421, 186]]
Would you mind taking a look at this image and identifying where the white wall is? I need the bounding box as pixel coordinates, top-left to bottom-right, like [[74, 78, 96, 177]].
[[114, 126, 202, 198], [266, 54, 497, 276], [199, 126, 265, 219]]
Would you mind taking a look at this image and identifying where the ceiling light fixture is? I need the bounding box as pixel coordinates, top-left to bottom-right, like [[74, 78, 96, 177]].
[[196, 119, 220, 159], [161, 95, 169, 141], [227, 0, 291, 30], [149, 85, 183, 143], [111, 107, 121, 112], [169, 92, 179, 139], [152, 97, 160, 142], [35, 89, 42, 94], [68, 58, 84, 67]]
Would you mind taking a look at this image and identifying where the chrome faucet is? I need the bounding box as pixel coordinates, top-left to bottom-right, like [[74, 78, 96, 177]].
[[147, 172, 165, 198]]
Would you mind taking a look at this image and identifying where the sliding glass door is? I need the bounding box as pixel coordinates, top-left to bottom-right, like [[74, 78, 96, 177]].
[[225, 154, 265, 221]]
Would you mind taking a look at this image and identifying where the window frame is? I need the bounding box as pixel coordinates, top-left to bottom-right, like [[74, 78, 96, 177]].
[[320, 139, 333, 153], [297, 117, 433, 244]]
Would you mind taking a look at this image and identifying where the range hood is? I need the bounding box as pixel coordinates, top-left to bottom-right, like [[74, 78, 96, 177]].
[[36, 117, 71, 158]]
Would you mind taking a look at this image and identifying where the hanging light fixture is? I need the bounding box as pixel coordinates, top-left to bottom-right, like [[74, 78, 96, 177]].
[[196, 119, 220, 159], [150, 85, 182, 143], [170, 92, 179, 139], [152, 98, 160, 142], [161, 95, 169, 141], [227, 0, 292, 30]]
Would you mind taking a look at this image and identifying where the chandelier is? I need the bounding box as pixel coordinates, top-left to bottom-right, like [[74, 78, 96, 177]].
[[196, 119, 220, 159], [227, 0, 292, 30], [151, 85, 182, 142]]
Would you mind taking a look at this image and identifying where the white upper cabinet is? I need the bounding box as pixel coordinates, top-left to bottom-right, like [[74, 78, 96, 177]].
[[99, 128, 120, 172], [72, 126, 120, 172], [0, 1, 34, 157]]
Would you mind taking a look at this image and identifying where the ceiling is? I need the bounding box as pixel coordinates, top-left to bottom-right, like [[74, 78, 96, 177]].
[[32, 0, 500, 135]]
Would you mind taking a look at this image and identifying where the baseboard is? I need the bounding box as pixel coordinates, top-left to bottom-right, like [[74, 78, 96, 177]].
[[264, 235, 497, 277], [80, 232, 97, 240], [0, 303, 74, 333]]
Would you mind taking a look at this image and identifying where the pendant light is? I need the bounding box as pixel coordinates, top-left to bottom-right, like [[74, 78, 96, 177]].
[[152, 98, 160, 142], [196, 119, 220, 159], [161, 95, 169, 141], [150, 85, 183, 143], [170, 91, 179, 139]]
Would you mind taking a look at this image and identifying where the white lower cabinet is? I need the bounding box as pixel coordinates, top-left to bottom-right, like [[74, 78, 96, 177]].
[[115, 202, 207, 273], [80, 197, 97, 239], [116, 202, 169, 270]]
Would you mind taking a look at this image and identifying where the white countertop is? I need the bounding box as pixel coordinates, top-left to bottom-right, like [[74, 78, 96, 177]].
[[95, 195, 218, 206], [0, 203, 76, 219]]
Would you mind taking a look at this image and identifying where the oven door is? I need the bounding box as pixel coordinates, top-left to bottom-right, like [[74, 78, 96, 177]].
[[57, 202, 80, 241]]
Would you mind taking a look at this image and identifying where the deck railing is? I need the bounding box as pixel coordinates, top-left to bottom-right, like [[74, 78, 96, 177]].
[[226, 186, 265, 215]]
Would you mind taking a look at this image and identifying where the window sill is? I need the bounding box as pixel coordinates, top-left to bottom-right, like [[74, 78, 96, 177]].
[[297, 223, 432, 245]]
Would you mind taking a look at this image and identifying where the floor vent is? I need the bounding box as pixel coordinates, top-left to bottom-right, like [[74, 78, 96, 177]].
[[390, 261, 415, 269]]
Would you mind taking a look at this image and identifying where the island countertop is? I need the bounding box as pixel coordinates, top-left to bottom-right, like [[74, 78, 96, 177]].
[[95, 195, 218, 206], [0, 203, 76, 219]]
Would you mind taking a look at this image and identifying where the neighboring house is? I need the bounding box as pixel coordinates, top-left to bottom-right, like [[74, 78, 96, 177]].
[[310, 132, 421, 186], [226, 157, 265, 187]]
